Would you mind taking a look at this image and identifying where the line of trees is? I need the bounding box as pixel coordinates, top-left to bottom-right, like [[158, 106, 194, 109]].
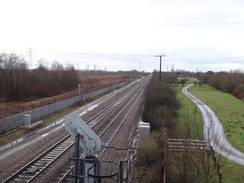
[[200, 70, 244, 100], [0, 53, 80, 102]]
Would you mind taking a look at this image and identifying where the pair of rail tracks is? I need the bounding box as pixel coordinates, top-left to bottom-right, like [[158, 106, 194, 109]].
[[3, 77, 149, 183]]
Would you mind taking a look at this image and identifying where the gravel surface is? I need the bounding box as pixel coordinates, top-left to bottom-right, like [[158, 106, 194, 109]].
[[0, 79, 144, 182], [97, 81, 146, 182]]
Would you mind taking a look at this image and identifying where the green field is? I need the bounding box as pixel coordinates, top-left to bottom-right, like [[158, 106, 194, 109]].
[[189, 84, 244, 152], [176, 87, 204, 139], [176, 78, 244, 183], [220, 158, 244, 183]]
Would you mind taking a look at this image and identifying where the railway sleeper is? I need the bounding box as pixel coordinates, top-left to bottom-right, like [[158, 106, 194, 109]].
[[14, 176, 32, 182], [18, 174, 36, 181], [23, 167, 40, 174], [52, 148, 65, 151], [58, 145, 70, 149], [37, 159, 50, 164], [34, 162, 47, 167], [54, 147, 67, 151], [42, 157, 54, 161], [51, 150, 64, 155], [49, 152, 62, 156], [18, 173, 37, 178], [46, 154, 59, 158], [62, 141, 74, 144]]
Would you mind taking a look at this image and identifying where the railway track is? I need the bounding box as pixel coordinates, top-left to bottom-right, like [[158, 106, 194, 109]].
[[60, 77, 149, 183], [2, 77, 149, 183]]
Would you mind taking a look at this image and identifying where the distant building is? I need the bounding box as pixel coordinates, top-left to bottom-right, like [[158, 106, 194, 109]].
[[177, 72, 185, 77]]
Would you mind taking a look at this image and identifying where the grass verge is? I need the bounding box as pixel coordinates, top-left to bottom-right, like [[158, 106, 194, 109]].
[[176, 86, 204, 139], [175, 78, 204, 139], [220, 157, 244, 183], [189, 84, 244, 152], [176, 78, 244, 182]]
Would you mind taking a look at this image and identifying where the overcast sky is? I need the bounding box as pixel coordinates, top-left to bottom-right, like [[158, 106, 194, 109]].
[[1, 0, 244, 72]]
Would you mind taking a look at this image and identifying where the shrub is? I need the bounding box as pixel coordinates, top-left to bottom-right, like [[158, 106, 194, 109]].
[[138, 134, 159, 167]]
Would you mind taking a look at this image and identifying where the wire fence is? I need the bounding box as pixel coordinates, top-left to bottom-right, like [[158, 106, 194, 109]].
[[0, 82, 126, 134]]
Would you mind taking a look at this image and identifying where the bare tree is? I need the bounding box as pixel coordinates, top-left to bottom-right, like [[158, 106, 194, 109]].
[[0, 53, 28, 100]]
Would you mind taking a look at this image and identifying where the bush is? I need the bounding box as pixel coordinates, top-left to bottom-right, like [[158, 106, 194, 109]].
[[142, 73, 180, 133], [138, 135, 159, 167], [135, 133, 165, 183]]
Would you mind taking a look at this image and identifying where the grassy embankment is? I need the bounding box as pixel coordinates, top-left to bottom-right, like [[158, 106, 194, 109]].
[[175, 77, 203, 139], [189, 85, 244, 152], [177, 77, 244, 183]]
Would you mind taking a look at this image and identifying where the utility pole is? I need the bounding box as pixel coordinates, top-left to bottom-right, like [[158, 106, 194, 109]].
[[154, 54, 166, 81]]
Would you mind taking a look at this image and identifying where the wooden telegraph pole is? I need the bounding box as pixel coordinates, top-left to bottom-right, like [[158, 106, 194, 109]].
[[154, 54, 166, 81]]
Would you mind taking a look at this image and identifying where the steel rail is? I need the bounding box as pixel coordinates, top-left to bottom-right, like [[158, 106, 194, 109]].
[[99, 78, 148, 156], [3, 78, 146, 183], [86, 77, 149, 180], [58, 78, 149, 182], [2, 135, 73, 183]]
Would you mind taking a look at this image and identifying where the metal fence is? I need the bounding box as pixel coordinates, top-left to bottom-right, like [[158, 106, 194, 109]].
[[0, 82, 126, 134]]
